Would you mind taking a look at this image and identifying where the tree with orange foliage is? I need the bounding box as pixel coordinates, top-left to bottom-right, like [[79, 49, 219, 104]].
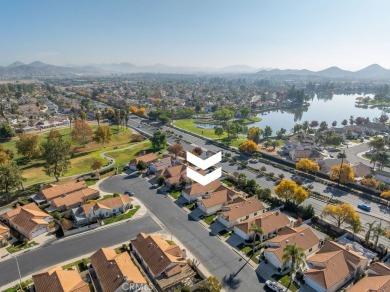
[[239, 140, 258, 153]]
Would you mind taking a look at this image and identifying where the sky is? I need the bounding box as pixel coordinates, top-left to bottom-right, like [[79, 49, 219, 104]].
[[1, 0, 390, 70]]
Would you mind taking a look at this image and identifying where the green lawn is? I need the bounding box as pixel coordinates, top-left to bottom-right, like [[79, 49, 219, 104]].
[[166, 240, 176, 245], [114, 246, 128, 254], [174, 119, 225, 139], [218, 229, 230, 238], [170, 190, 181, 199], [185, 202, 196, 211], [203, 214, 216, 225], [3, 279, 33, 292], [105, 140, 153, 165], [6, 241, 38, 254], [62, 258, 91, 272], [4, 125, 135, 185], [103, 205, 140, 224], [221, 179, 234, 187], [272, 274, 299, 292]]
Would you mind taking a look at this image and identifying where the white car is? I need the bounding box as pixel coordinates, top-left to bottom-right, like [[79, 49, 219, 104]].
[[265, 280, 284, 292]]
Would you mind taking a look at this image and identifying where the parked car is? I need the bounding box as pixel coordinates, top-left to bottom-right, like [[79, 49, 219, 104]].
[[265, 280, 284, 292], [124, 190, 135, 196], [358, 204, 371, 212]]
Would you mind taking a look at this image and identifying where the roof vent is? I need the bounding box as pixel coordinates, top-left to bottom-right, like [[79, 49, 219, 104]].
[[301, 233, 304, 236], [286, 240, 289, 243]]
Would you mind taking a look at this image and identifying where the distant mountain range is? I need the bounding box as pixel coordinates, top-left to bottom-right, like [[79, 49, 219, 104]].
[[256, 64, 390, 79], [1, 61, 390, 79]]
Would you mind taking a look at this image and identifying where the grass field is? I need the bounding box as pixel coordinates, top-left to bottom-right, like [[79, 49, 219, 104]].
[[2, 125, 139, 185], [105, 140, 153, 165], [103, 205, 140, 224], [173, 119, 246, 147]]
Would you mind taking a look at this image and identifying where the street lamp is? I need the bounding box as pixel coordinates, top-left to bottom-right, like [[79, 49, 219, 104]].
[[11, 254, 22, 291]]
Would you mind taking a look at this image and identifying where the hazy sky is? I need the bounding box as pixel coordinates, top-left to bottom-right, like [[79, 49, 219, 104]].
[[1, 0, 390, 70]]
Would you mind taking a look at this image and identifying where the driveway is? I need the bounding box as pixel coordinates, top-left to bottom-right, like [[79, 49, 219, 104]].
[[100, 174, 267, 291]]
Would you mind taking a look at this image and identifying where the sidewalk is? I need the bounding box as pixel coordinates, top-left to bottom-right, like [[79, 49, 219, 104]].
[[0, 196, 148, 263]]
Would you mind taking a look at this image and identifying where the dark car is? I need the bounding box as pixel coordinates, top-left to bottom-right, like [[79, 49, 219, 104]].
[[358, 204, 371, 212], [124, 190, 135, 196]]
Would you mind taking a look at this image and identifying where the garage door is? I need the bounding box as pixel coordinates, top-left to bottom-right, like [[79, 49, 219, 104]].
[[31, 227, 47, 238]]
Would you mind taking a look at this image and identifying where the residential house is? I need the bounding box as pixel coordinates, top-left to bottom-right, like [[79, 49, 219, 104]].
[[351, 162, 372, 179], [318, 158, 350, 174], [289, 148, 324, 162], [0, 223, 10, 247], [91, 248, 148, 292], [181, 180, 222, 202], [264, 226, 323, 269], [131, 232, 196, 291], [348, 262, 390, 291], [156, 164, 190, 189], [32, 181, 91, 204], [216, 198, 267, 229], [149, 157, 173, 174], [129, 153, 158, 170], [234, 211, 293, 241], [375, 169, 390, 184], [304, 241, 369, 292], [197, 188, 244, 215], [1, 203, 53, 240], [72, 195, 133, 226], [50, 188, 100, 212], [32, 266, 89, 292]]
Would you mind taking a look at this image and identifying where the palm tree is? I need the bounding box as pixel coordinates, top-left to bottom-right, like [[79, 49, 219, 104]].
[[365, 221, 376, 245], [282, 244, 307, 292], [336, 151, 347, 187], [373, 221, 386, 250], [250, 223, 264, 256]]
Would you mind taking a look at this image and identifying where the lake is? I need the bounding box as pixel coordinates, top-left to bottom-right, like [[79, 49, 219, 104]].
[[196, 94, 386, 133]]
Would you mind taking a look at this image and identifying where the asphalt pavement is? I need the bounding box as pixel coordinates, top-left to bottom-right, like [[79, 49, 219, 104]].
[[129, 117, 390, 246], [99, 174, 267, 292], [0, 216, 161, 289]]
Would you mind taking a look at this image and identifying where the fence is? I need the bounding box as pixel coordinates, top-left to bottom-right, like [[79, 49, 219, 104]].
[[63, 223, 100, 237]]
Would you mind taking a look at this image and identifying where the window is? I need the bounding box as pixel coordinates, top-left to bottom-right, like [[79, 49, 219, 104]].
[[254, 212, 257, 216], [309, 248, 312, 252], [246, 216, 249, 219]]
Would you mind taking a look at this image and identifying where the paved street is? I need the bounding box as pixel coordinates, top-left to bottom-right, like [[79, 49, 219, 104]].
[[100, 174, 267, 291], [130, 117, 390, 245], [0, 216, 161, 289]]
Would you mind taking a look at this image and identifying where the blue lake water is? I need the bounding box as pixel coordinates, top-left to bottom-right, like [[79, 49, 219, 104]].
[[196, 94, 386, 133]]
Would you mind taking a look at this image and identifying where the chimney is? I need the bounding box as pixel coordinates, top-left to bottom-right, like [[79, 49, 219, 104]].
[[124, 275, 128, 281], [276, 211, 279, 216], [182, 249, 187, 260]]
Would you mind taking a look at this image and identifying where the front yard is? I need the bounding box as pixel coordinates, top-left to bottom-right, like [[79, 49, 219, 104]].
[[103, 205, 141, 225], [203, 215, 216, 225], [62, 258, 91, 272], [3, 279, 33, 292], [170, 190, 181, 199], [6, 240, 39, 254], [272, 274, 300, 292]]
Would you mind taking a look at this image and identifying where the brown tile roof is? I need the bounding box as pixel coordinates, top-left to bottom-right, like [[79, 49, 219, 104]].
[[318, 241, 367, 266], [369, 262, 390, 276], [265, 226, 320, 262], [52, 188, 99, 209], [183, 180, 222, 197], [133, 153, 158, 164], [82, 195, 132, 217], [32, 266, 89, 292], [305, 250, 356, 289], [131, 233, 186, 277], [218, 198, 265, 222], [2, 202, 41, 220], [305, 241, 368, 290], [3, 203, 52, 234], [151, 157, 172, 171], [40, 181, 87, 201], [0, 222, 10, 240], [163, 164, 186, 178], [91, 248, 147, 292], [200, 188, 239, 208], [348, 275, 390, 292], [235, 211, 291, 234]]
